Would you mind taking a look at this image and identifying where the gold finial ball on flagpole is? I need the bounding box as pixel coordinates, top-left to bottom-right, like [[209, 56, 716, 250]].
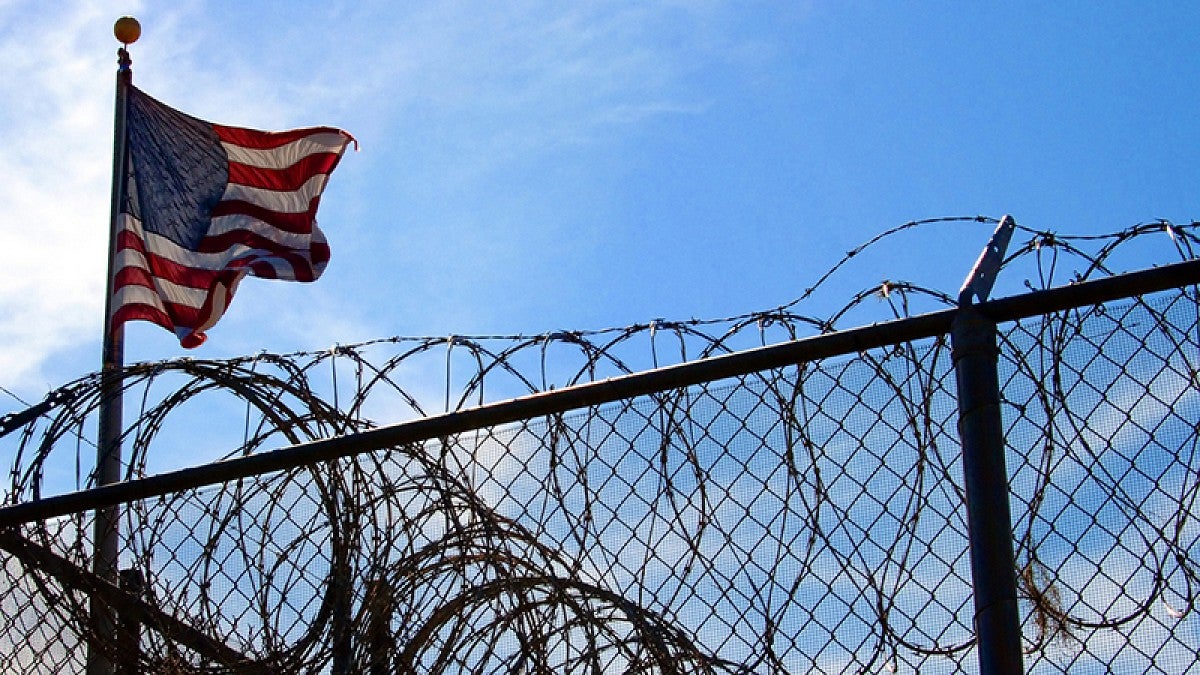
[[114, 16, 141, 45]]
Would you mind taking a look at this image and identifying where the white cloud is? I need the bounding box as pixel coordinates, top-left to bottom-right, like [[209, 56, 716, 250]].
[[0, 3, 128, 391], [0, 1, 793, 395]]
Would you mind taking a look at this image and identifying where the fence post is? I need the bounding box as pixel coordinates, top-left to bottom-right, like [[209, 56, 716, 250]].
[[953, 215, 1024, 675], [364, 576, 395, 675], [330, 523, 353, 674], [953, 306, 1024, 674], [114, 568, 144, 674]]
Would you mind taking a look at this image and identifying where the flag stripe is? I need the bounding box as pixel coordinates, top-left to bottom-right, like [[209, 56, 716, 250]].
[[111, 289, 176, 332], [119, 225, 320, 290], [110, 86, 352, 348], [218, 173, 331, 214], [194, 227, 327, 262], [227, 152, 345, 192], [221, 132, 351, 168], [115, 217, 231, 302], [116, 243, 226, 294], [214, 124, 350, 150], [118, 215, 281, 277], [207, 213, 325, 248], [112, 283, 210, 328], [210, 201, 319, 234]]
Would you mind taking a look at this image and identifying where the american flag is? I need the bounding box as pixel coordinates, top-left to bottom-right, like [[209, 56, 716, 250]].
[[110, 85, 354, 348]]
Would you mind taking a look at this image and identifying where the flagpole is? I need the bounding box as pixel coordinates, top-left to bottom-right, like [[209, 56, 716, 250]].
[[90, 17, 138, 675]]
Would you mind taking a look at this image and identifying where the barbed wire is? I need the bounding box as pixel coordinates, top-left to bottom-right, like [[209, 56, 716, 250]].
[[1, 216, 1198, 672]]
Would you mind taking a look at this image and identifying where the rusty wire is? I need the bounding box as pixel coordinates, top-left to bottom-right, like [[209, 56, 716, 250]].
[[1, 216, 1199, 672]]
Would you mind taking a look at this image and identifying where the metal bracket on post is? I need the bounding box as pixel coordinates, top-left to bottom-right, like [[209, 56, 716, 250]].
[[953, 214, 1025, 675], [959, 215, 1016, 306]]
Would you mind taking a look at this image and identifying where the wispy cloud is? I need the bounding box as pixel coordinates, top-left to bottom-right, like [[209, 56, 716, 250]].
[[0, 1, 801, 396], [0, 3, 130, 390], [319, 2, 724, 161]]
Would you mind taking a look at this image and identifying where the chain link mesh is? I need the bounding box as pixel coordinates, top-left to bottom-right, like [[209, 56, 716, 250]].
[[1, 218, 1198, 673]]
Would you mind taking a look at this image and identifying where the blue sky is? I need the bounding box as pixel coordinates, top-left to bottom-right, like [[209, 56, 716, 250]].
[[1, 1, 1198, 401], [1, 6, 1198, 670]]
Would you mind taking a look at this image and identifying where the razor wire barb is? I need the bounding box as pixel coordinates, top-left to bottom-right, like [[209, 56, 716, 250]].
[[1, 216, 1199, 673]]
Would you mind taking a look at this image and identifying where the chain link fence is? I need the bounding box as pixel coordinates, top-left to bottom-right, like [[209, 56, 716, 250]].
[[1, 218, 1198, 673]]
